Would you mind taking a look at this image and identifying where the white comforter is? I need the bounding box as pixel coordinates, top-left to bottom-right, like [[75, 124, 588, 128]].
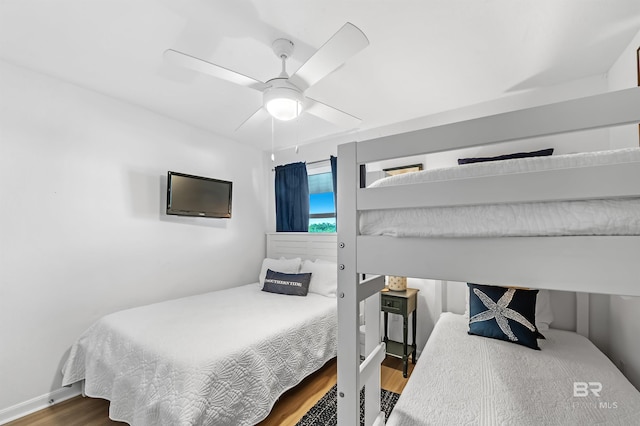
[[361, 148, 640, 237], [62, 284, 337, 426], [387, 313, 640, 425]]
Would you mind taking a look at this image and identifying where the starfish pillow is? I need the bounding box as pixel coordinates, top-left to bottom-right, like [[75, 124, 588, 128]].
[[467, 283, 544, 350]]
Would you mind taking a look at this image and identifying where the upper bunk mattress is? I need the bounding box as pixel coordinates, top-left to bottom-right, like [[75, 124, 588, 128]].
[[386, 312, 640, 425], [360, 148, 640, 237], [61, 283, 337, 426]]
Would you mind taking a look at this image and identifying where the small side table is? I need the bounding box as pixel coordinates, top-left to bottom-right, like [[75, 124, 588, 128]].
[[381, 287, 418, 378]]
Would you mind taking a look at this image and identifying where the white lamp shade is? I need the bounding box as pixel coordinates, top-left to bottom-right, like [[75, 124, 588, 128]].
[[264, 86, 303, 121]]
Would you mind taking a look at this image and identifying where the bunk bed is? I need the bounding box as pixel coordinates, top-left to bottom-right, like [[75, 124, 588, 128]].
[[335, 87, 640, 426], [61, 233, 338, 426]]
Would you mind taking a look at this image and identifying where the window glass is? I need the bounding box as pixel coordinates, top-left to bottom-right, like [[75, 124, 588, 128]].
[[308, 169, 336, 233]]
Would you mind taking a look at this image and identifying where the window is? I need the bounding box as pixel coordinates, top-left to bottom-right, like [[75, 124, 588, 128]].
[[307, 162, 335, 233]]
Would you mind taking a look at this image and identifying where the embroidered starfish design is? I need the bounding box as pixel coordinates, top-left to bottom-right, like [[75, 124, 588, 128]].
[[469, 288, 536, 341]]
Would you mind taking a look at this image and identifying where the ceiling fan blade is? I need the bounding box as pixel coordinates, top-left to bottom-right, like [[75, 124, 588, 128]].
[[305, 98, 361, 129], [288, 22, 369, 92], [235, 106, 270, 131], [164, 49, 270, 91]]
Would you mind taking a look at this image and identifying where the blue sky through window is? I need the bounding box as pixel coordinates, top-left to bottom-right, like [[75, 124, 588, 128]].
[[310, 192, 335, 214]]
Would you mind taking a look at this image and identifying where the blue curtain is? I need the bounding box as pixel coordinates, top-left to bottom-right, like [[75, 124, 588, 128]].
[[330, 156, 337, 196], [330, 156, 337, 229], [275, 162, 309, 232]]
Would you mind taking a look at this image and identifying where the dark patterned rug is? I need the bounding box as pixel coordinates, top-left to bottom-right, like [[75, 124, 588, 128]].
[[296, 385, 400, 426]]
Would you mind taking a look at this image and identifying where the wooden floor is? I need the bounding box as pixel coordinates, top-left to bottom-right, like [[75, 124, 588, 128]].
[[7, 356, 414, 426]]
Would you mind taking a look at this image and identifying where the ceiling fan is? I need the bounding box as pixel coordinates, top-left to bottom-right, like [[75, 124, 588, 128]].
[[164, 22, 369, 130]]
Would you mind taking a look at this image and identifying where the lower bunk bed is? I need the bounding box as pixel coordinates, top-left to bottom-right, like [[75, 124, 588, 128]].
[[61, 252, 338, 426], [387, 312, 640, 425]]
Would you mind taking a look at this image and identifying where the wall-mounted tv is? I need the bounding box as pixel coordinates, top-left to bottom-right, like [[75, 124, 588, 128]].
[[166, 171, 232, 218]]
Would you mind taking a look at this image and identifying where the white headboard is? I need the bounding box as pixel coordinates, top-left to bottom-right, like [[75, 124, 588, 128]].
[[266, 232, 337, 262]]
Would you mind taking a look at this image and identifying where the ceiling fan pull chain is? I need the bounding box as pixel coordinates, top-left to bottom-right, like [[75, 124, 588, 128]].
[[271, 117, 276, 162]]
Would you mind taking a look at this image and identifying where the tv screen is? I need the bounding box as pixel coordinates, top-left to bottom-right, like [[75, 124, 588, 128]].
[[166, 171, 232, 218]]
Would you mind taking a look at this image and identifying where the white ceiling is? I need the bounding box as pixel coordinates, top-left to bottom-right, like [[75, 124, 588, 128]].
[[1, 0, 639, 152]]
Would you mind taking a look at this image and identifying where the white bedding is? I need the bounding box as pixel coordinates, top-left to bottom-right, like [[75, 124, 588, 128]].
[[387, 312, 640, 425], [61, 284, 337, 426], [361, 148, 640, 237]]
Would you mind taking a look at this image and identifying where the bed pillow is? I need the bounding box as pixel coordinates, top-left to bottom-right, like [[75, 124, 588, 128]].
[[258, 257, 302, 286], [464, 287, 553, 332], [467, 283, 542, 350], [300, 259, 338, 297], [457, 148, 554, 165], [262, 269, 312, 296]]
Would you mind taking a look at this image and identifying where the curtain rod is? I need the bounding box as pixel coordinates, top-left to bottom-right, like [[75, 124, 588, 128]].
[[307, 158, 332, 166], [271, 157, 333, 171]]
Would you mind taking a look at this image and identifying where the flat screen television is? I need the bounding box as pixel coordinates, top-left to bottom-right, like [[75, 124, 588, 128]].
[[166, 171, 232, 218]]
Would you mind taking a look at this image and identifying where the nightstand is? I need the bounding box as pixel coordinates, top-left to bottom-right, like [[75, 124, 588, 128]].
[[381, 287, 418, 378]]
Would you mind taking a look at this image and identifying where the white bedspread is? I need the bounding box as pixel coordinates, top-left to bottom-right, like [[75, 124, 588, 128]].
[[62, 284, 337, 426], [387, 313, 640, 425], [361, 148, 640, 237]]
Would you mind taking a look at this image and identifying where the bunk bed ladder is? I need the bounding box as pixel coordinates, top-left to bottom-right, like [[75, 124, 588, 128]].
[[337, 141, 387, 426]]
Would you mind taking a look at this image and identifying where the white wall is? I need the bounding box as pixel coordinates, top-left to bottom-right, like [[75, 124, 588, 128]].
[[0, 60, 269, 414], [608, 30, 640, 150], [606, 29, 640, 390]]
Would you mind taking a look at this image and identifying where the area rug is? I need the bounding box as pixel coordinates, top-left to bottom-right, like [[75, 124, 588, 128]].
[[296, 385, 400, 426]]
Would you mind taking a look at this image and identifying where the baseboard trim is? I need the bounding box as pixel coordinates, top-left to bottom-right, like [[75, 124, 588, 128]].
[[0, 383, 82, 425]]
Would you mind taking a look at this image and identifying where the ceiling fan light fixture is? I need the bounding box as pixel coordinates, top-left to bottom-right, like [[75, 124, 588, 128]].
[[264, 85, 303, 121]]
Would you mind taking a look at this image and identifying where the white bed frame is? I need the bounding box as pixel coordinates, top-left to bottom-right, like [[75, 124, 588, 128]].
[[335, 87, 640, 426]]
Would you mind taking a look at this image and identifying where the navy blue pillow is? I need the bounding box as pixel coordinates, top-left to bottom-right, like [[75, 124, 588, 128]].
[[467, 283, 543, 350], [458, 148, 554, 165], [262, 269, 312, 296]]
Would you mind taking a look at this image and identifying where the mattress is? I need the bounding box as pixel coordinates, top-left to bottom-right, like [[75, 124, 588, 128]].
[[386, 312, 640, 425], [360, 148, 640, 237], [61, 284, 337, 426]]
